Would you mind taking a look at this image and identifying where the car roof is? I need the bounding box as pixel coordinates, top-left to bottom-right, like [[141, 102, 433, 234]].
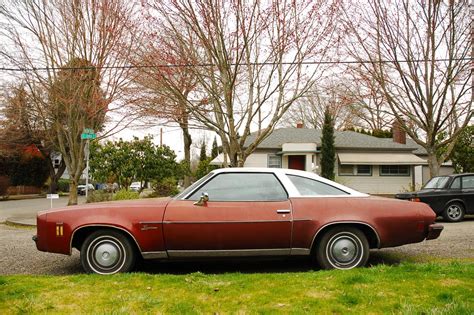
[[211, 167, 366, 196]]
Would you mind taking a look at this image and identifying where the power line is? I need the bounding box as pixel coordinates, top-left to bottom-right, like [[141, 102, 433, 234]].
[[0, 58, 471, 72]]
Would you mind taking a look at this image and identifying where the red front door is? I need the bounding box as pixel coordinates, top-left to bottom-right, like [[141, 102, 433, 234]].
[[163, 199, 292, 252], [288, 155, 306, 170]]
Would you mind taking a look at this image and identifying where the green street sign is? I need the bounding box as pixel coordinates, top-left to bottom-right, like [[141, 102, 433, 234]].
[[81, 133, 96, 140], [83, 128, 94, 134]]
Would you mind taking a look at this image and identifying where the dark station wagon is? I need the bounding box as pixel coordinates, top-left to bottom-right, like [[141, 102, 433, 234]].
[[396, 173, 474, 222]]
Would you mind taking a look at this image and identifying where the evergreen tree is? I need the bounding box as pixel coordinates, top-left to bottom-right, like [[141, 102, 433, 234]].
[[199, 141, 207, 161], [320, 108, 335, 180], [211, 137, 219, 159], [450, 125, 474, 173]]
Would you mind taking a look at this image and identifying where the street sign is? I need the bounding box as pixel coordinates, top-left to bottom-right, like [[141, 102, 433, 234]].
[[81, 133, 97, 140], [83, 128, 94, 134], [46, 194, 60, 199]]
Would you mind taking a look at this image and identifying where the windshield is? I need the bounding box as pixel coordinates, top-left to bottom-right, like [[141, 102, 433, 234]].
[[423, 176, 450, 189], [175, 172, 215, 199]]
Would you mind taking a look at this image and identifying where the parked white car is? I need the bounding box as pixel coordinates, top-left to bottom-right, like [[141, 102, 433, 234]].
[[129, 182, 141, 192]]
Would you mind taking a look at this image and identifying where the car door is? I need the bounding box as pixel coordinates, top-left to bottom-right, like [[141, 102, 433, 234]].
[[461, 175, 474, 213], [163, 172, 293, 257]]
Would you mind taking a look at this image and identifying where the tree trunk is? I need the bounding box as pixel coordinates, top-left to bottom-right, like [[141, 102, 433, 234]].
[[427, 153, 441, 178], [68, 177, 79, 205], [181, 123, 192, 188], [47, 159, 66, 193]]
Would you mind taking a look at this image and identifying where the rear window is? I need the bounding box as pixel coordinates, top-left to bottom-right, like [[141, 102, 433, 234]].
[[287, 175, 349, 196], [424, 176, 449, 189]]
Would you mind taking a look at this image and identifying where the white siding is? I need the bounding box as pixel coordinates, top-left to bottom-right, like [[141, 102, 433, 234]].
[[244, 152, 272, 167], [336, 165, 412, 194]]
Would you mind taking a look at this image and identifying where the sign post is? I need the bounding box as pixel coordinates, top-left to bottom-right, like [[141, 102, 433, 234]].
[[81, 129, 96, 199], [46, 194, 59, 209]]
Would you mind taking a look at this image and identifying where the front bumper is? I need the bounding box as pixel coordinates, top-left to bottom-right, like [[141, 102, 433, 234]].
[[426, 223, 443, 240]]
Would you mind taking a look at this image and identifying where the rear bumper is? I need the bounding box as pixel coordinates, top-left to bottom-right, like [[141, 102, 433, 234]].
[[426, 223, 443, 240]]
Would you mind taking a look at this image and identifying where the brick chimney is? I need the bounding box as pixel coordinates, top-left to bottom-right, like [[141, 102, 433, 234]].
[[296, 121, 304, 129], [392, 120, 406, 144]]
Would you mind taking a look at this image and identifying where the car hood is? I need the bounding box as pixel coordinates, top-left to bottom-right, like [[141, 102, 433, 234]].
[[38, 197, 171, 216]]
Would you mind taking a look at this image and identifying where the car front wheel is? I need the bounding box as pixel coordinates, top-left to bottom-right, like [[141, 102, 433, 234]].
[[315, 226, 369, 270], [443, 202, 465, 222], [80, 230, 136, 275]]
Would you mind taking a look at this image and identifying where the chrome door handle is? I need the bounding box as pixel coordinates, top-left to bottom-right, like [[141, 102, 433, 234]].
[[276, 209, 291, 214]]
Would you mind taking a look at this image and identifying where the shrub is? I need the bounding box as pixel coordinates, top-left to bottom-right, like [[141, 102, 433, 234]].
[[57, 179, 70, 192], [112, 189, 139, 201], [87, 190, 113, 203], [151, 177, 179, 197]]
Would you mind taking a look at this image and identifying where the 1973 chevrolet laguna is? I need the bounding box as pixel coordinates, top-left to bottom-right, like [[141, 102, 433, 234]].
[[34, 168, 443, 274]]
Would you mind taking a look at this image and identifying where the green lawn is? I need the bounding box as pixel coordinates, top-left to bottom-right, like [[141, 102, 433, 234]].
[[1, 262, 473, 314]]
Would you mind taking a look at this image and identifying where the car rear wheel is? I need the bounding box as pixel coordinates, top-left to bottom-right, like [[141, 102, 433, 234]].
[[80, 230, 136, 275], [442, 202, 465, 222], [315, 226, 369, 270]]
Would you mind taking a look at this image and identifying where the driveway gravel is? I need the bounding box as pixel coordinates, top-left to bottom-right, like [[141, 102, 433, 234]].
[[0, 218, 473, 275]]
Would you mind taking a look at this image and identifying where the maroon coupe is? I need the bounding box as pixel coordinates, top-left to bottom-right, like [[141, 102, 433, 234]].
[[34, 168, 443, 274]]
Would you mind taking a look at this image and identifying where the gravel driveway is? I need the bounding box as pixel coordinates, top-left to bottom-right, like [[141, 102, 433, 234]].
[[1, 218, 473, 275]]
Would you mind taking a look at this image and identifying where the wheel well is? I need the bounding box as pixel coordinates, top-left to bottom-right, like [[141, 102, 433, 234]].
[[71, 226, 141, 254], [311, 223, 380, 252], [445, 200, 465, 210]]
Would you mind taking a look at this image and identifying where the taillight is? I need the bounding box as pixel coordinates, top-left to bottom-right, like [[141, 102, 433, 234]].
[[411, 197, 421, 202]]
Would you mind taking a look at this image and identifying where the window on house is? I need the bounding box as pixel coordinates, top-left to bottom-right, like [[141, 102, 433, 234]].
[[339, 164, 354, 175], [339, 164, 372, 176], [380, 165, 410, 176], [268, 155, 282, 168], [356, 165, 372, 175]]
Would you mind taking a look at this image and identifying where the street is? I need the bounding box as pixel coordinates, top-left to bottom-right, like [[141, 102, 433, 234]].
[[0, 196, 86, 223]]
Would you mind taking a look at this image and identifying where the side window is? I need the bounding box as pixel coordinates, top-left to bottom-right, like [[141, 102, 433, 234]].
[[287, 175, 349, 196], [450, 177, 461, 189], [187, 173, 287, 201], [462, 176, 474, 189], [267, 155, 282, 168]]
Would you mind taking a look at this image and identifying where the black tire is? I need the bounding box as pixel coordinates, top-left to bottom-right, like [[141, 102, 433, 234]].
[[442, 202, 465, 222], [315, 226, 369, 270], [80, 229, 136, 275]]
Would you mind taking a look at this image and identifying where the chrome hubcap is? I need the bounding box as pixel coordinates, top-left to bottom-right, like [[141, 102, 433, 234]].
[[331, 237, 357, 263], [447, 205, 461, 219], [93, 242, 120, 267], [326, 232, 363, 269]]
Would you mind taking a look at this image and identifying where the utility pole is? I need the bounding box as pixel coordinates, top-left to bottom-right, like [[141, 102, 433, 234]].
[[84, 139, 90, 199], [81, 128, 96, 199], [160, 128, 163, 147]]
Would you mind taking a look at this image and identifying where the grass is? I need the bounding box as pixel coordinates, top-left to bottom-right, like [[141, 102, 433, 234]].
[[1, 261, 473, 314]]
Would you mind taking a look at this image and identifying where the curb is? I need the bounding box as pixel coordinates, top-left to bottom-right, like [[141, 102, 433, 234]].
[[5, 217, 36, 227]]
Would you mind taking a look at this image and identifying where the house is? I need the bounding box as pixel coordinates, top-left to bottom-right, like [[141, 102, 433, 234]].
[[211, 124, 435, 195]]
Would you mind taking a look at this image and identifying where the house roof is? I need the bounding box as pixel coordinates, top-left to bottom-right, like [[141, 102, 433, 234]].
[[245, 128, 419, 151]]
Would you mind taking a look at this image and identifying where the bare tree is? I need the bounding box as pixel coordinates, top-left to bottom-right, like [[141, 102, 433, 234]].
[[344, 68, 393, 131], [129, 36, 199, 187], [281, 79, 361, 130], [344, 0, 473, 176], [0, 0, 141, 204], [144, 0, 343, 166]]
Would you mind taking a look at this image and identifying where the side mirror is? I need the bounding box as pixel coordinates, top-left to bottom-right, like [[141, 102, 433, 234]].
[[193, 192, 209, 206]]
